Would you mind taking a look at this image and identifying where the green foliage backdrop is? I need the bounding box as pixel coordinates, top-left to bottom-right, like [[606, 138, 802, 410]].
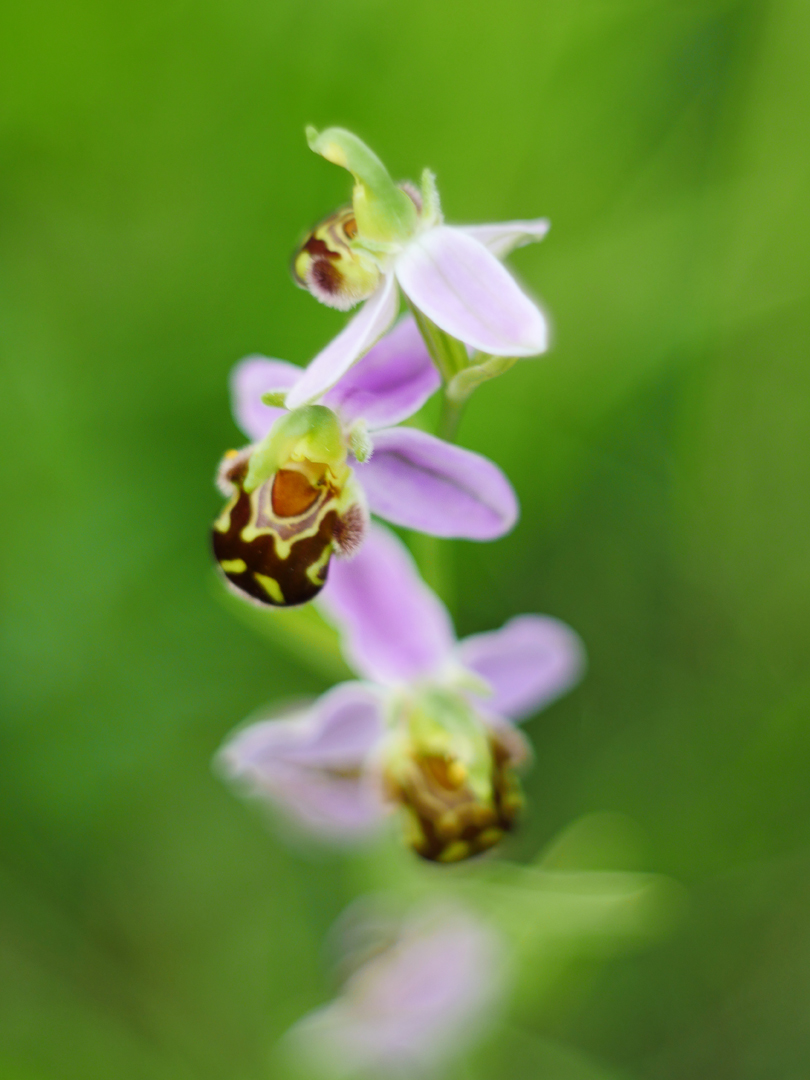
[[1, 0, 809, 1076]]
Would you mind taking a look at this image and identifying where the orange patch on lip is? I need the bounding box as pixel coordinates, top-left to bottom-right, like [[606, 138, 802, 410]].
[[271, 468, 320, 518]]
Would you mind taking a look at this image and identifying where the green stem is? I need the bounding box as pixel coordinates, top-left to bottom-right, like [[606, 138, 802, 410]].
[[409, 531, 455, 610], [407, 301, 469, 386], [438, 394, 464, 442], [407, 303, 473, 614]]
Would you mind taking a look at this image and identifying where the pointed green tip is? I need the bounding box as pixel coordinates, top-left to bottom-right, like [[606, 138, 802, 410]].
[[304, 125, 417, 243], [305, 125, 319, 149]]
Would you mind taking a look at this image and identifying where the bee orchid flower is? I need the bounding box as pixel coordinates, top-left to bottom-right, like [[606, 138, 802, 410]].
[[218, 523, 584, 861], [286, 127, 550, 407], [213, 317, 518, 607]]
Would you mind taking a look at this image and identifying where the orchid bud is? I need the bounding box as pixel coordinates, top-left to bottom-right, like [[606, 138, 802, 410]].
[[382, 688, 525, 862], [292, 205, 382, 311], [306, 126, 418, 245], [212, 406, 367, 607]]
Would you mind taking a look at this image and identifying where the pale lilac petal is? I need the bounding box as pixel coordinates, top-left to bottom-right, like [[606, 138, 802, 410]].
[[285, 274, 399, 409], [458, 615, 585, 722], [395, 225, 548, 357], [217, 682, 386, 839], [230, 356, 302, 441], [321, 316, 439, 429], [287, 902, 504, 1078], [460, 218, 550, 259], [358, 427, 518, 540], [319, 523, 455, 685]]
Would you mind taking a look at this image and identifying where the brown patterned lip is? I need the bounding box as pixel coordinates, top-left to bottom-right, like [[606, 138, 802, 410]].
[[212, 483, 337, 607], [384, 730, 525, 863], [302, 234, 340, 260], [311, 257, 344, 296]]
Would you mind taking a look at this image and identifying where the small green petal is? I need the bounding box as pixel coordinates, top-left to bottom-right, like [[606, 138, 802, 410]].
[[306, 126, 418, 244], [446, 355, 518, 402], [419, 168, 442, 228], [348, 420, 373, 463]]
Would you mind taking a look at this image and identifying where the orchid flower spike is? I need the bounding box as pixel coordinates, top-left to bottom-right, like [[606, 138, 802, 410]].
[[285, 898, 506, 1079], [212, 317, 518, 608], [287, 126, 551, 407], [218, 523, 584, 861]]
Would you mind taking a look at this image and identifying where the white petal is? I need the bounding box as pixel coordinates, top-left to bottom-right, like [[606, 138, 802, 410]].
[[460, 218, 550, 259], [395, 226, 548, 357], [285, 274, 398, 409]]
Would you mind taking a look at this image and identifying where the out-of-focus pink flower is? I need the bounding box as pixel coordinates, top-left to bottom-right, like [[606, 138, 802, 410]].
[[218, 524, 584, 860], [285, 900, 506, 1078]]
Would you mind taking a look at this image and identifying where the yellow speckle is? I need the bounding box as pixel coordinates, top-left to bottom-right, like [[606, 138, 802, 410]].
[[224, 449, 239, 459], [476, 828, 504, 850], [447, 761, 468, 787], [220, 558, 247, 574], [213, 506, 233, 534], [254, 573, 284, 604], [438, 841, 470, 864], [306, 544, 332, 586]]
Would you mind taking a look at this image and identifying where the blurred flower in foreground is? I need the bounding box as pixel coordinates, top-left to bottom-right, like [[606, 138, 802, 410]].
[[287, 127, 550, 406], [218, 523, 584, 860], [285, 899, 506, 1079], [281, 822, 682, 1080], [213, 317, 517, 607]]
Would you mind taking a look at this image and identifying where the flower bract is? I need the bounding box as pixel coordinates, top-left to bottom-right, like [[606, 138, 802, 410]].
[[218, 523, 584, 860]]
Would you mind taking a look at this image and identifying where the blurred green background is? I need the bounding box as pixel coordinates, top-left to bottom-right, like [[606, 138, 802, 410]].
[[2, 0, 809, 1076]]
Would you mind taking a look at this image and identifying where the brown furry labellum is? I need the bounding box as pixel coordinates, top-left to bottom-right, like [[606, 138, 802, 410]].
[[212, 450, 366, 607]]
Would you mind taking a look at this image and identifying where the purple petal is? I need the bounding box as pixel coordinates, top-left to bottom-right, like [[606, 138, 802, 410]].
[[395, 225, 548, 356], [287, 902, 504, 1077], [358, 427, 518, 540], [460, 218, 550, 259], [458, 615, 585, 722], [321, 315, 439, 429], [230, 356, 302, 441], [285, 274, 399, 409], [319, 523, 455, 685], [217, 682, 386, 839]]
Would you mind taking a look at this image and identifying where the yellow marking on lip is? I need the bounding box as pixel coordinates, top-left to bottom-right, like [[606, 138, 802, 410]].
[[476, 827, 504, 850], [254, 573, 285, 604], [306, 544, 332, 586], [219, 558, 247, 574], [241, 489, 338, 559], [446, 761, 468, 787], [213, 501, 236, 533], [437, 840, 471, 864]]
